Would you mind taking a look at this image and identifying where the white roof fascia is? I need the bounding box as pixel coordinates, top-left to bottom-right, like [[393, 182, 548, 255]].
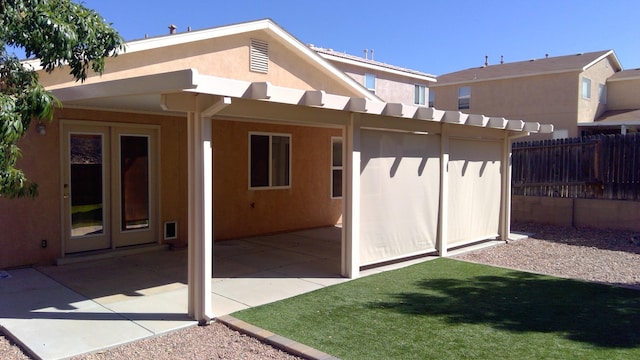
[[124, 19, 274, 53], [318, 52, 437, 83], [124, 19, 380, 102], [582, 50, 623, 72], [262, 22, 381, 101]]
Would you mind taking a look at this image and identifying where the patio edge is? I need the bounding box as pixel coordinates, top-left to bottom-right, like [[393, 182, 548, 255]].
[[216, 315, 340, 360]]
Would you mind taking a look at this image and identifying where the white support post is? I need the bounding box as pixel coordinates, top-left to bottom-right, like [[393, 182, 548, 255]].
[[500, 135, 512, 241], [342, 114, 361, 278], [187, 100, 214, 324], [437, 123, 450, 257]]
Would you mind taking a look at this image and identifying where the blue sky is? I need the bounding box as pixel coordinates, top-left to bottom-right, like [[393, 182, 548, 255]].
[[79, 0, 639, 75]]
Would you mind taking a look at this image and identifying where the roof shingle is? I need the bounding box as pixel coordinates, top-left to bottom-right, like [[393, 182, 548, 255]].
[[435, 50, 619, 85]]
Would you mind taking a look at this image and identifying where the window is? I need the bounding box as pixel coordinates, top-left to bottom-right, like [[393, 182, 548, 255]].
[[249, 133, 290, 188], [331, 137, 342, 198], [428, 90, 435, 108], [365, 73, 376, 93], [414, 85, 426, 106], [582, 77, 591, 99], [599, 83, 607, 103], [458, 86, 471, 110]]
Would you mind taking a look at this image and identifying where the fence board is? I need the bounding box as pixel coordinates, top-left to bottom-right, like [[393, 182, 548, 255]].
[[512, 133, 640, 201]]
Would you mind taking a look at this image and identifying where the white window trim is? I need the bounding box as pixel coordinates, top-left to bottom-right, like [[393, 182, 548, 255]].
[[582, 77, 592, 100], [458, 86, 471, 110], [248, 132, 291, 190], [598, 83, 607, 104], [331, 137, 343, 199], [414, 84, 426, 106], [364, 73, 376, 92]]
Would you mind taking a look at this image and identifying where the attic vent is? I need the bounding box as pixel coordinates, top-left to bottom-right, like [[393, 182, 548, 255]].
[[250, 39, 269, 73]]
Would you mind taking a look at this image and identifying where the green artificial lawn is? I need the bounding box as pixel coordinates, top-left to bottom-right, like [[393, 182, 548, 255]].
[[233, 258, 640, 360]]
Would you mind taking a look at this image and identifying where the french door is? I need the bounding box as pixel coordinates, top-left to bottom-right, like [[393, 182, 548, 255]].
[[62, 122, 159, 254]]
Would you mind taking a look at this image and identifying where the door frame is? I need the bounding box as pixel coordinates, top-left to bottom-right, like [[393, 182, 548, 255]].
[[60, 119, 161, 256]]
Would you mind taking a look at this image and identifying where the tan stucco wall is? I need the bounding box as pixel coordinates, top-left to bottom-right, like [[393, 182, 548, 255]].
[[433, 58, 617, 140], [607, 78, 640, 110], [434, 73, 579, 139], [211, 119, 342, 240], [512, 195, 640, 231], [0, 109, 188, 268], [39, 31, 361, 98], [578, 57, 616, 124]]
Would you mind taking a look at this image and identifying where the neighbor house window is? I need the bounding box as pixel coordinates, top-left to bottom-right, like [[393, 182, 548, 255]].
[[414, 85, 426, 106], [582, 77, 591, 99], [331, 137, 342, 198], [365, 73, 376, 93], [428, 90, 435, 107], [249, 133, 290, 188], [599, 83, 607, 103], [458, 86, 471, 110]]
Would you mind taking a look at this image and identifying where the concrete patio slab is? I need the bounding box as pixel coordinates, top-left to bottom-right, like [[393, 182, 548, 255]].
[[0, 226, 503, 359]]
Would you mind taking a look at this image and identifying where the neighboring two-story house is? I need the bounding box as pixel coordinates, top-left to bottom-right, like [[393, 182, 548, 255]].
[[431, 50, 623, 140], [311, 46, 436, 106]]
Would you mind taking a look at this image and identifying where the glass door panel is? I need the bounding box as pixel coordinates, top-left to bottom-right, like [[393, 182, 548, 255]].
[[112, 128, 158, 248], [120, 135, 150, 231], [70, 134, 105, 236], [63, 125, 111, 254]]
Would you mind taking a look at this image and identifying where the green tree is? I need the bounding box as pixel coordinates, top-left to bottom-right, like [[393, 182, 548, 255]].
[[0, 0, 123, 198]]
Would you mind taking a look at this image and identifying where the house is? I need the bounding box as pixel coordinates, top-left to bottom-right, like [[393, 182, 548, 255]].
[[310, 46, 437, 106], [0, 19, 550, 322], [431, 50, 623, 139], [581, 68, 640, 135]]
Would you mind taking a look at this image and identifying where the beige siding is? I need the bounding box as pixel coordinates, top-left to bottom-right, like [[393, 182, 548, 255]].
[[0, 109, 188, 268], [578, 57, 616, 124], [433, 72, 579, 138], [212, 119, 342, 240], [607, 78, 640, 110]]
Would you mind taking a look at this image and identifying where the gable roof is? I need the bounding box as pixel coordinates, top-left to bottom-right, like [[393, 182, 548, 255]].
[[27, 18, 382, 101], [434, 50, 622, 86], [124, 19, 381, 101], [311, 46, 436, 82], [607, 68, 640, 82]]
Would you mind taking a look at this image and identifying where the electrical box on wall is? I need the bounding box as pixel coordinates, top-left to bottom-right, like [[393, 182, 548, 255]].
[[164, 221, 177, 240]]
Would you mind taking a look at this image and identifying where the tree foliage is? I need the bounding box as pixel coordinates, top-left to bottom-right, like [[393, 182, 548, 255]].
[[0, 0, 123, 198]]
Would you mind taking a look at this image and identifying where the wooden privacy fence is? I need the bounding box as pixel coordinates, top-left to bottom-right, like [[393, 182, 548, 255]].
[[512, 133, 640, 200]]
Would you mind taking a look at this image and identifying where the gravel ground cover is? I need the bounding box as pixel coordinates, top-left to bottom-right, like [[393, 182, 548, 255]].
[[2, 223, 639, 359]]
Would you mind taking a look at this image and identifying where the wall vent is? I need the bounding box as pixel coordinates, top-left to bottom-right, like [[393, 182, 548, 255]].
[[250, 39, 269, 73]]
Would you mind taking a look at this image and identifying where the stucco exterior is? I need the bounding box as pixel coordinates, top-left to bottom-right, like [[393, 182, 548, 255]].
[[1, 21, 359, 268], [607, 70, 640, 110], [212, 119, 342, 240], [0, 108, 188, 268], [432, 51, 622, 139]]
